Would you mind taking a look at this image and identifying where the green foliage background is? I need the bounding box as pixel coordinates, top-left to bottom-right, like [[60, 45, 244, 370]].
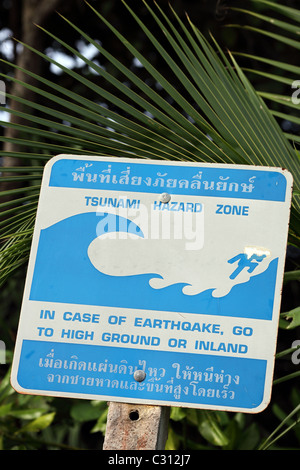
[[0, 0, 299, 450]]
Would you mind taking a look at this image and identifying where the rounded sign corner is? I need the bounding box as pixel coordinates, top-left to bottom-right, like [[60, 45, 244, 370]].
[[41, 155, 67, 180], [44, 153, 66, 167], [247, 396, 272, 415], [284, 169, 294, 193], [282, 167, 293, 182], [10, 373, 27, 396], [44, 154, 96, 172]]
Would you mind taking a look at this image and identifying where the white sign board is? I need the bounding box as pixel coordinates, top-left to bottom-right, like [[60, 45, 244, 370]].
[[11, 155, 293, 413]]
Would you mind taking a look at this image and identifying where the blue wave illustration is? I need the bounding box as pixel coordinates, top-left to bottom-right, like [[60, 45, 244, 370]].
[[30, 212, 278, 320]]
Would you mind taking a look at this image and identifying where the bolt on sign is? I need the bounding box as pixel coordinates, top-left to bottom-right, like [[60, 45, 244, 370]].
[[11, 155, 293, 413]]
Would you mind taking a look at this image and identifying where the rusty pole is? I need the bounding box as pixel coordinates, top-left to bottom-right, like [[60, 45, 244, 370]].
[[103, 402, 170, 450]]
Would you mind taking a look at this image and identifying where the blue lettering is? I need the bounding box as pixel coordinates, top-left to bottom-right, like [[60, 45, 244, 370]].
[[153, 201, 162, 210], [126, 199, 138, 208], [63, 311, 100, 323], [85, 197, 139, 208], [216, 204, 249, 216], [242, 206, 249, 216], [153, 201, 203, 212], [232, 205, 241, 215], [63, 311, 72, 321], [61, 329, 94, 340], [40, 309, 55, 319], [195, 340, 247, 353], [108, 198, 117, 207], [194, 203, 203, 212]]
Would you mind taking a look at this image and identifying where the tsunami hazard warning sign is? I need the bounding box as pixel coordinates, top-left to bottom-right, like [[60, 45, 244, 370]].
[[11, 155, 293, 413]]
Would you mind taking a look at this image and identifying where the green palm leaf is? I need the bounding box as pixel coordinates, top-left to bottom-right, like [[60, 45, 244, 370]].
[[250, 0, 300, 23], [0, 1, 299, 286], [229, 0, 300, 147]]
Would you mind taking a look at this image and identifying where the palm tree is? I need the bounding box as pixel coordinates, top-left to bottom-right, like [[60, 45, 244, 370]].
[[0, 0, 299, 287], [0, 0, 299, 450]]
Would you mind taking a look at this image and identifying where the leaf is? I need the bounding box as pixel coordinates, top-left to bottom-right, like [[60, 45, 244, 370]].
[[0, 403, 13, 418], [16, 412, 55, 434], [237, 423, 261, 450], [273, 371, 300, 386], [8, 408, 48, 420], [0, 369, 15, 403], [165, 426, 180, 450], [198, 412, 229, 447], [231, 7, 300, 35], [228, 25, 300, 50], [250, 0, 300, 24], [90, 407, 108, 434], [0, 0, 300, 286], [258, 403, 300, 450], [242, 68, 295, 87], [170, 407, 187, 422], [70, 401, 105, 423], [227, 0, 300, 227], [281, 307, 300, 329], [283, 270, 300, 283], [233, 52, 300, 76]]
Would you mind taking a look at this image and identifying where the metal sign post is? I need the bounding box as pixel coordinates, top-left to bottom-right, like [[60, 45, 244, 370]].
[[103, 402, 170, 450], [11, 155, 292, 448]]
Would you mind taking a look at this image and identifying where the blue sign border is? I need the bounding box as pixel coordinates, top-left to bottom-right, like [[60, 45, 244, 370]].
[[49, 158, 288, 202], [17, 339, 267, 410]]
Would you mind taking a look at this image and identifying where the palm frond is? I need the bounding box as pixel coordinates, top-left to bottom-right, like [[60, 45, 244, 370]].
[[227, 0, 300, 239], [250, 0, 300, 24], [228, 0, 300, 144], [0, 1, 300, 285]]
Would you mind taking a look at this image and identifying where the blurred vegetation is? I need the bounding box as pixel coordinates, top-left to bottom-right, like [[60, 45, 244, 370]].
[[0, 0, 299, 450]]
